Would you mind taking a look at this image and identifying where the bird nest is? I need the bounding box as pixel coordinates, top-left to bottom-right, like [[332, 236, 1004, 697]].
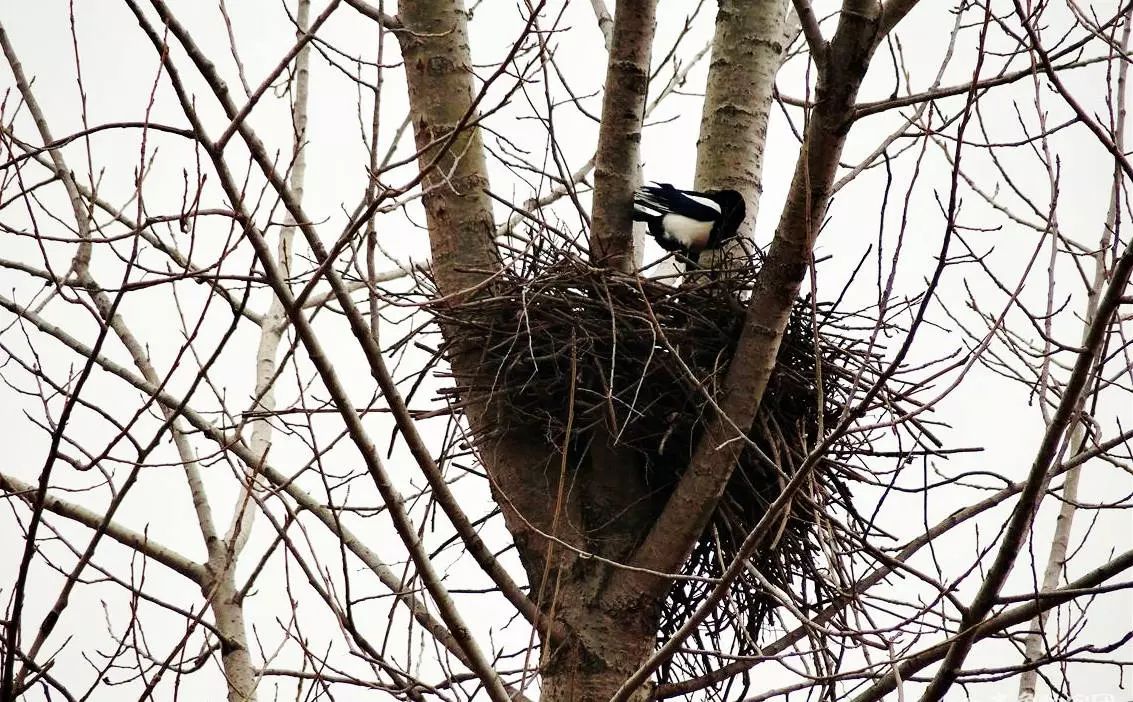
[[412, 233, 894, 688]]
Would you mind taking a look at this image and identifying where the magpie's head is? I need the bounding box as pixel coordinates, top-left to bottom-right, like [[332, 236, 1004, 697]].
[[706, 189, 746, 240]]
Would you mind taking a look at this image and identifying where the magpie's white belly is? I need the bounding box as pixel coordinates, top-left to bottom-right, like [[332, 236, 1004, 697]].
[[661, 214, 712, 250]]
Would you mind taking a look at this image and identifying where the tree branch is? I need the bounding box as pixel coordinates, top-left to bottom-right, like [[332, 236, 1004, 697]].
[[589, 0, 613, 49], [850, 548, 1133, 702], [0, 288, 530, 700], [1018, 12, 1131, 697], [342, 0, 399, 29], [791, 0, 828, 65], [915, 2, 1133, 695], [587, 0, 657, 270], [878, 0, 924, 40], [107, 5, 516, 699], [0, 472, 205, 582]]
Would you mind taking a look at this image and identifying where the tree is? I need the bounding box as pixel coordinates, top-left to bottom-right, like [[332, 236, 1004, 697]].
[[1, 1, 1131, 701]]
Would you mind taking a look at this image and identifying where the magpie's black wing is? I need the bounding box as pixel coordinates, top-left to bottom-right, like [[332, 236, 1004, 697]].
[[635, 183, 721, 223]]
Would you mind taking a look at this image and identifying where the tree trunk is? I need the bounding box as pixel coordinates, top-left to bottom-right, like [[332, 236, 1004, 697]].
[[540, 606, 655, 702], [694, 0, 789, 229], [588, 0, 657, 270], [397, 9, 643, 700]]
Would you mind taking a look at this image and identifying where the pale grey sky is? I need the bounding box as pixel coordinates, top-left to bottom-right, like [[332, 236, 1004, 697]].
[[1, 1, 1130, 700]]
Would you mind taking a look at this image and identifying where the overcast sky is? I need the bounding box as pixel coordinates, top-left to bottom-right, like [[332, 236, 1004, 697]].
[[1, 1, 1130, 700]]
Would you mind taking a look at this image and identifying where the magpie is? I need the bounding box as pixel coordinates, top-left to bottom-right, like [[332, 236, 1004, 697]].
[[632, 183, 746, 265]]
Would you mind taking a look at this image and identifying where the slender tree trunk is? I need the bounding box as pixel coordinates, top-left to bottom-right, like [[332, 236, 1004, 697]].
[[397, 0, 572, 549], [588, 0, 657, 270], [201, 566, 258, 702], [1017, 18, 1129, 696], [694, 0, 789, 230], [398, 3, 499, 299]]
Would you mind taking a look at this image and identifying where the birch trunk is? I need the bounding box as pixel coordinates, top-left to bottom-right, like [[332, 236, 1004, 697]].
[[694, 0, 789, 231], [1017, 16, 1129, 697]]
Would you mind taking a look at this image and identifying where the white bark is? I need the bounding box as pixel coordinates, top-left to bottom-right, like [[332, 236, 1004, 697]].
[[1017, 15, 1130, 698], [226, 0, 312, 556]]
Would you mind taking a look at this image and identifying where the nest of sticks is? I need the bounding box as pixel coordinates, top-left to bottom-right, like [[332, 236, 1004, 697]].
[[416, 230, 890, 687]]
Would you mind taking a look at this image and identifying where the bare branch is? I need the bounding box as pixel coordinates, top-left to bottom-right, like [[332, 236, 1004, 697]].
[[792, 0, 828, 65], [0, 472, 205, 582]]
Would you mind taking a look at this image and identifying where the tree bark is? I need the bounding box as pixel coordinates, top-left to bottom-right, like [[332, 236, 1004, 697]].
[[396, 0, 591, 581], [200, 566, 258, 702], [693, 0, 789, 232], [540, 610, 655, 702], [398, 2, 500, 299], [588, 0, 657, 270]]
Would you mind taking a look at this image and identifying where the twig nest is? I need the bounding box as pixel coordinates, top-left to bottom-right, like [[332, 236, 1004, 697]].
[[424, 240, 879, 691]]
